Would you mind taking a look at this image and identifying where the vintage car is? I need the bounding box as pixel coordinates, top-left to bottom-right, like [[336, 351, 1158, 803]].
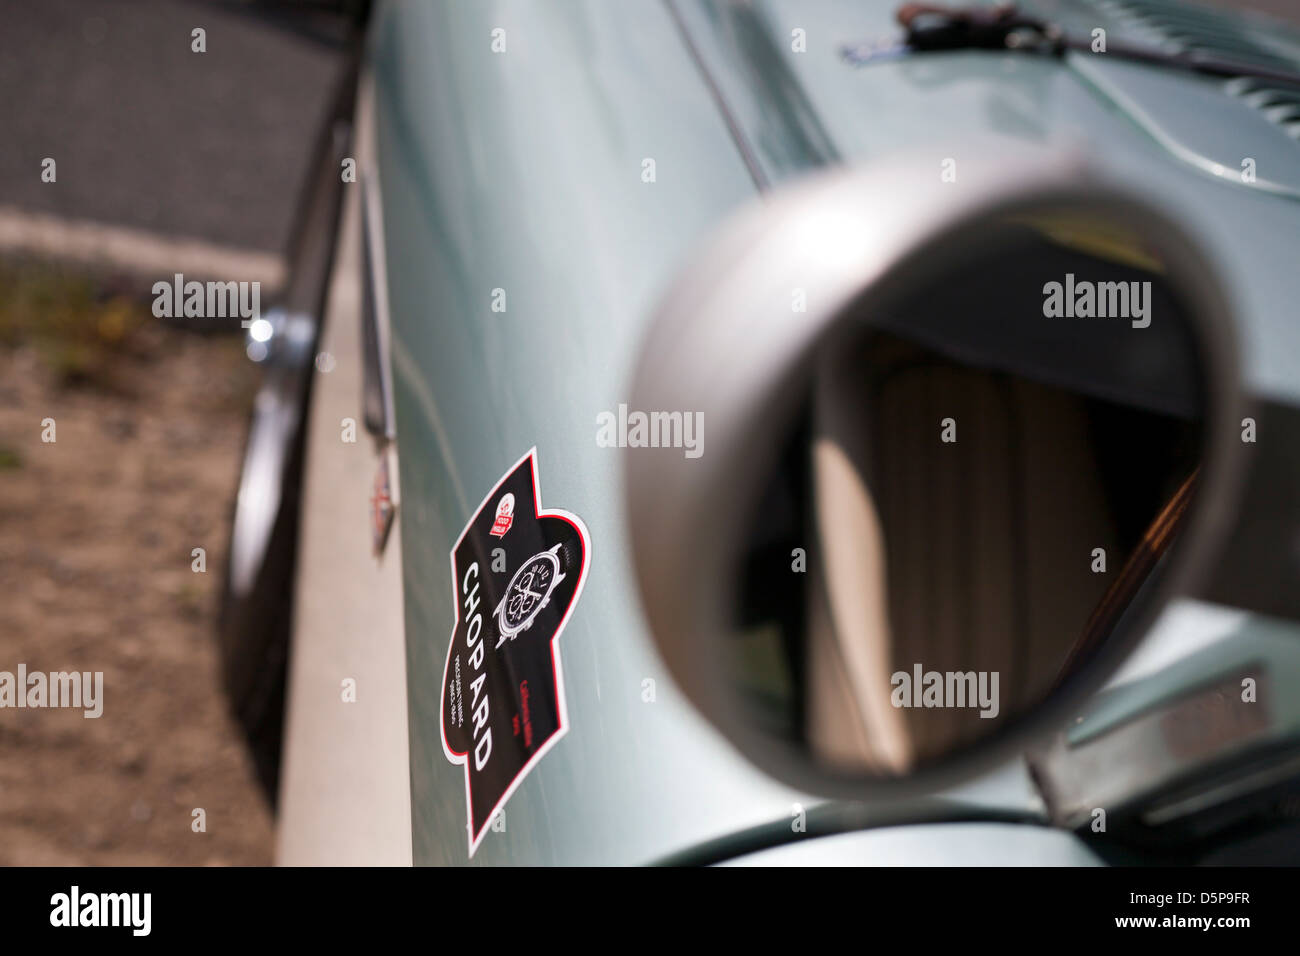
[[222, 0, 1300, 865]]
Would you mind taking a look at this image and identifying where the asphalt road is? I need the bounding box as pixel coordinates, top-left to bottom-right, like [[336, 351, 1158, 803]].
[[0, 0, 347, 254], [1, 0, 1297, 257]]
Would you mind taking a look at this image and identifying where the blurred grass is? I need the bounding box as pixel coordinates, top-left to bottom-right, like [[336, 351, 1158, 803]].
[[0, 258, 258, 412], [0, 259, 149, 390]]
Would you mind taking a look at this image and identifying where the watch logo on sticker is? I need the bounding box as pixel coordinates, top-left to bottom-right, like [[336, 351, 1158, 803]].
[[439, 449, 590, 856]]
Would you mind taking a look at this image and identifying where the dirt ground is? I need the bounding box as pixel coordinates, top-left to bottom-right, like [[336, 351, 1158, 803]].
[[0, 260, 273, 864]]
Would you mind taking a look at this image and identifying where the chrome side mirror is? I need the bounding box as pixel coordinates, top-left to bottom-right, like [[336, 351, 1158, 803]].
[[625, 143, 1248, 796]]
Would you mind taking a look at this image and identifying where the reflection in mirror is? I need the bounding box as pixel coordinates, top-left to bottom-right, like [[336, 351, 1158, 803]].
[[733, 214, 1207, 776]]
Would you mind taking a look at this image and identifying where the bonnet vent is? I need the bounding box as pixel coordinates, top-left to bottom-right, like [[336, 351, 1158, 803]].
[[1089, 0, 1300, 140]]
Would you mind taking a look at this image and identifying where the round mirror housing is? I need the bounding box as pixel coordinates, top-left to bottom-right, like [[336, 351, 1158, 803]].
[[626, 144, 1247, 797]]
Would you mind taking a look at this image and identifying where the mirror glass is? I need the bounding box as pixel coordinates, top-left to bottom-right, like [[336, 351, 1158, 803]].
[[731, 212, 1209, 776]]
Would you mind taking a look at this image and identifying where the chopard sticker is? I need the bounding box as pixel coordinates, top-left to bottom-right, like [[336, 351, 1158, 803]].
[[440, 448, 590, 856]]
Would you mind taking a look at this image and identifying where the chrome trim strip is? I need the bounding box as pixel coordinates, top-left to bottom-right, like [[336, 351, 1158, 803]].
[[361, 169, 397, 441]]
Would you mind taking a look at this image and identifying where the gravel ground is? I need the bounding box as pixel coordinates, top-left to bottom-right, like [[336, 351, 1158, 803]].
[[0, 0, 348, 868], [0, 262, 271, 865]]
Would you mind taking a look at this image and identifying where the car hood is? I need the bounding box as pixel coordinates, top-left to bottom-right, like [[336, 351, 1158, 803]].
[[678, 0, 1300, 196], [675, 0, 1300, 404]]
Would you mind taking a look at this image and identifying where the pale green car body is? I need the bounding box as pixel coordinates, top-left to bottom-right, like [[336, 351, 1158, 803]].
[[363, 0, 1300, 865]]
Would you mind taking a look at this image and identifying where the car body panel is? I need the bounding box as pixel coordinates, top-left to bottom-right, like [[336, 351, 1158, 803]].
[[1035, 601, 1300, 828], [373, 0, 805, 866], [719, 822, 1104, 866], [361, 0, 1300, 865], [371, 0, 1049, 866]]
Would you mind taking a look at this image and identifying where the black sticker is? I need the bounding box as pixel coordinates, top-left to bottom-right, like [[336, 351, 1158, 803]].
[[439, 448, 590, 855]]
